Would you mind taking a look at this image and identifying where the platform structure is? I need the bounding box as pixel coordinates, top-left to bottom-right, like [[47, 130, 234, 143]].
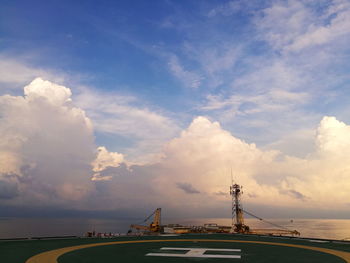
[[230, 183, 250, 233], [1, 234, 350, 263], [229, 182, 300, 236]]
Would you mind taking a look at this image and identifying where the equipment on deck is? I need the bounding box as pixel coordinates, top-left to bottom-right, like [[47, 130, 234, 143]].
[[230, 181, 299, 236], [130, 208, 162, 233], [128, 183, 299, 237]]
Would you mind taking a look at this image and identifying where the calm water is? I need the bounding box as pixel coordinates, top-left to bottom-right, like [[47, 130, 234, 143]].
[[1, 217, 350, 240]]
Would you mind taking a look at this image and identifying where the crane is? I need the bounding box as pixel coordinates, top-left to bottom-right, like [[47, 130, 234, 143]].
[[130, 208, 162, 233]]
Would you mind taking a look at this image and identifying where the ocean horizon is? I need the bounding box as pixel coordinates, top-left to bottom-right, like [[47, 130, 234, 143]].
[[1, 217, 350, 241]]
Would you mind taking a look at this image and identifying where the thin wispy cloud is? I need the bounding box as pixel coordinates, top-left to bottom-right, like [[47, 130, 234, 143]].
[[256, 0, 350, 52], [168, 54, 202, 89], [75, 87, 181, 163], [0, 56, 66, 90]]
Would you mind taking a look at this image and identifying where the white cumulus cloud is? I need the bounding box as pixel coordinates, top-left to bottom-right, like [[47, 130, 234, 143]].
[[1, 79, 350, 218], [91, 116, 350, 217], [0, 78, 96, 204], [24, 78, 72, 106], [91, 146, 124, 181]]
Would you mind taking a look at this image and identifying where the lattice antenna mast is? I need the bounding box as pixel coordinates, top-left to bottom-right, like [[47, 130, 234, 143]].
[[230, 181, 245, 232], [230, 169, 234, 230]]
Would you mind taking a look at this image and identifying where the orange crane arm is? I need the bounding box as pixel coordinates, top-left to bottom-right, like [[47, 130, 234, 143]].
[[154, 208, 161, 226], [130, 224, 151, 231], [130, 208, 162, 233]]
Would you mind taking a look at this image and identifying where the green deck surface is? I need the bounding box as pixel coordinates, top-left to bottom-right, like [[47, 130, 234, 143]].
[[1, 234, 350, 263]]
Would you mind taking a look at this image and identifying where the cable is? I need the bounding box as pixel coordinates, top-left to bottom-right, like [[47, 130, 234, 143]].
[[133, 209, 156, 225], [143, 210, 156, 223], [242, 209, 291, 231]]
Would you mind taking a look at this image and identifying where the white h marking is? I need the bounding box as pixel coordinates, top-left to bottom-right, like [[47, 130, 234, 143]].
[[146, 247, 241, 259]]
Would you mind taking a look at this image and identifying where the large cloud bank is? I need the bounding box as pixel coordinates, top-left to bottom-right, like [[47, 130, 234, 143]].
[[93, 116, 350, 217], [1, 79, 350, 217], [0, 78, 101, 205], [154, 116, 350, 212]]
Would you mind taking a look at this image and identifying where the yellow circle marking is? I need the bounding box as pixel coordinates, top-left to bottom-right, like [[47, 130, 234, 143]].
[[25, 239, 350, 263]]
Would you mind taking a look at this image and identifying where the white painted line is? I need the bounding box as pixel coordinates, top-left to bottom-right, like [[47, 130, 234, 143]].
[[146, 247, 241, 259], [308, 240, 329, 243], [161, 247, 241, 252], [146, 253, 241, 258]]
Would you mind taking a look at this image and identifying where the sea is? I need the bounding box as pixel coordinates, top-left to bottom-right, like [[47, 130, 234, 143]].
[[0, 217, 350, 241]]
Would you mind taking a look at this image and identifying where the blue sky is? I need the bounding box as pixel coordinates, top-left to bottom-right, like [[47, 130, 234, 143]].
[[2, 0, 350, 158], [1, 0, 350, 218]]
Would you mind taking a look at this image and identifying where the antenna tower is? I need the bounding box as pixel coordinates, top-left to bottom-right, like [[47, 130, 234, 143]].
[[230, 181, 249, 233]]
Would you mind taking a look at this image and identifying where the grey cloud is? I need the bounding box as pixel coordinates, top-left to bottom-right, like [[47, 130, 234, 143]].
[[247, 193, 258, 198], [0, 175, 19, 199], [280, 189, 307, 201], [214, 191, 228, 196], [176, 182, 200, 194]]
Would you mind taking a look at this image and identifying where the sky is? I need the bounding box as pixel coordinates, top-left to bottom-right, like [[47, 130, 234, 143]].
[[1, 0, 350, 220]]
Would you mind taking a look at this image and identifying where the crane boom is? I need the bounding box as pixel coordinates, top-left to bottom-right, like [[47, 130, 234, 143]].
[[130, 208, 162, 233], [130, 224, 151, 231]]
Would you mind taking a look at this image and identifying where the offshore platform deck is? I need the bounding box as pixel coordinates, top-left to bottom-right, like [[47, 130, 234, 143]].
[[2, 233, 350, 263], [3, 183, 349, 262]]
